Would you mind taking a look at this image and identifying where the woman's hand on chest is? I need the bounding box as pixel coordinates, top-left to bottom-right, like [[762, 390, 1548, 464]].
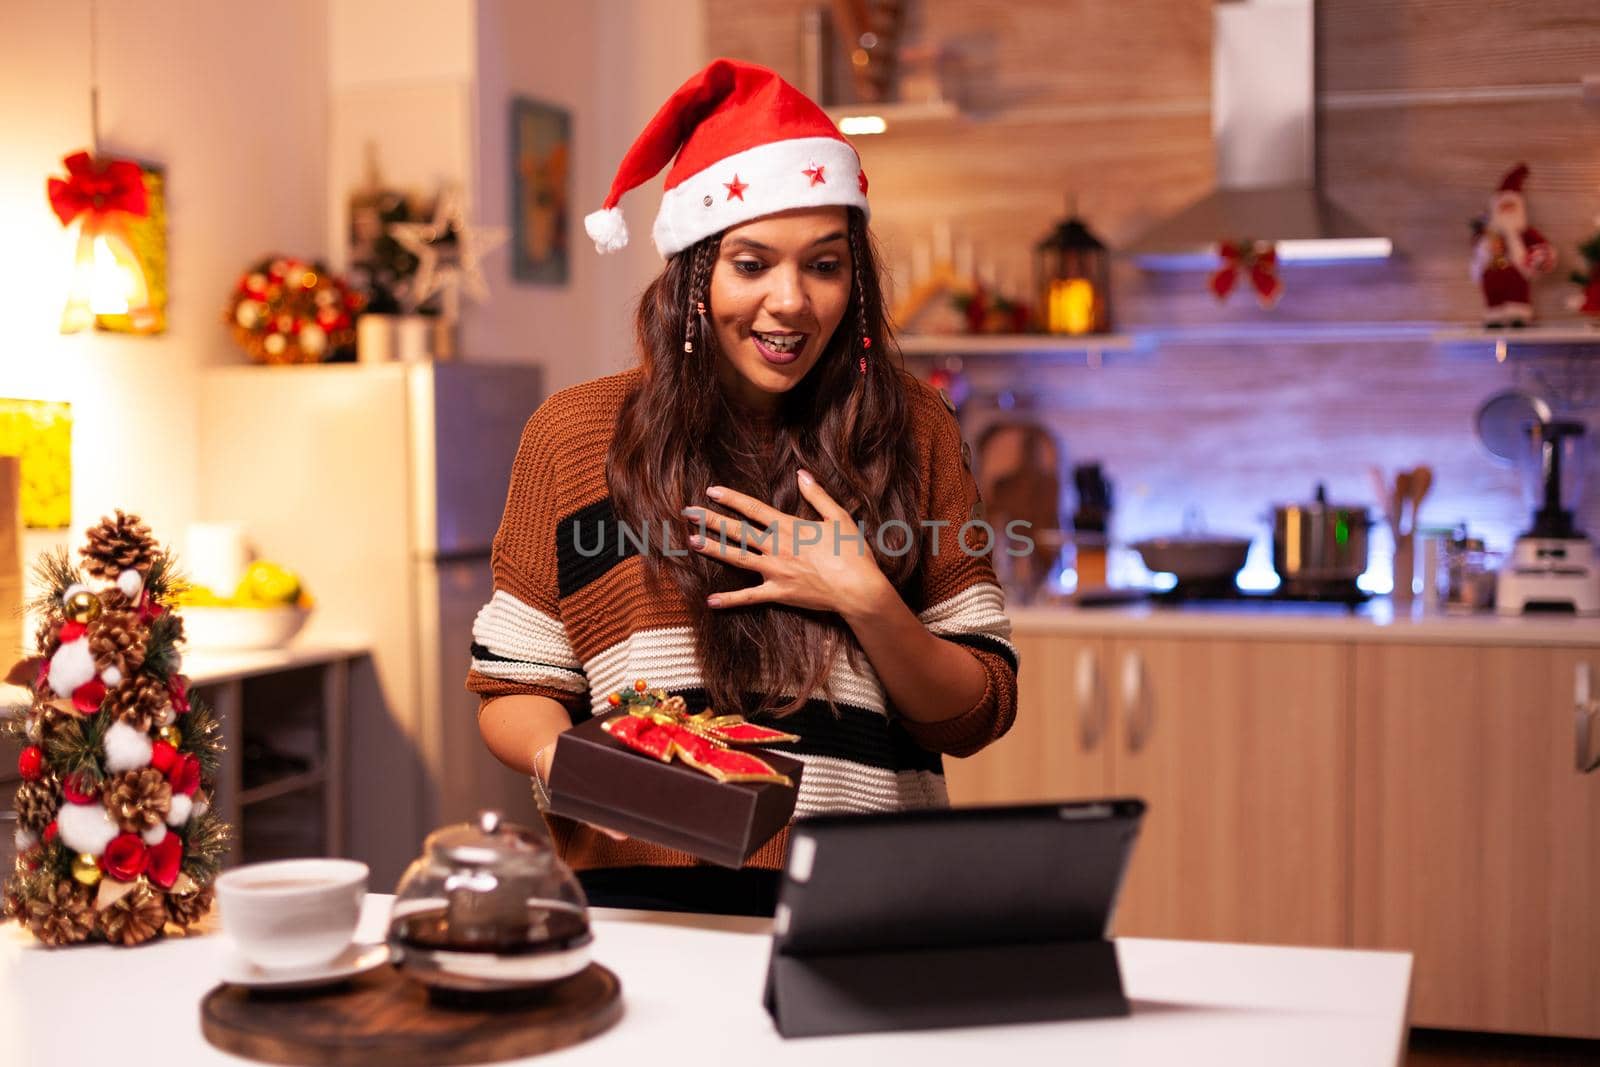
[[682, 469, 893, 619]]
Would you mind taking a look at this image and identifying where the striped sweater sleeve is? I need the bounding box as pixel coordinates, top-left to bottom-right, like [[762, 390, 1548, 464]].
[[465, 403, 589, 721], [900, 383, 1020, 758]]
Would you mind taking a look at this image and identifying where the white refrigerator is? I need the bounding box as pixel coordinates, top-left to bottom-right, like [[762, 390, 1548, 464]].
[[200, 362, 546, 883]]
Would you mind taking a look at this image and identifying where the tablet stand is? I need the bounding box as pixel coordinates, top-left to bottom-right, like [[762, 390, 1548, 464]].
[[763, 935, 1128, 1038]]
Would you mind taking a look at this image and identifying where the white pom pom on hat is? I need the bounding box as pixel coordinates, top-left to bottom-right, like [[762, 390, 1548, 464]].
[[586, 57, 870, 259]]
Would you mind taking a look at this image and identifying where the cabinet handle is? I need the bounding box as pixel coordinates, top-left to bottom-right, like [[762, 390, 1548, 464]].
[[1075, 647, 1102, 751], [1121, 649, 1151, 752], [1576, 663, 1600, 774]]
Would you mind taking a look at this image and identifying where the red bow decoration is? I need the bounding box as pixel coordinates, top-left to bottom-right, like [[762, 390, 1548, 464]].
[[47, 151, 149, 228], [1208, 239, 1283, 308], [600, 682, 799, 784]]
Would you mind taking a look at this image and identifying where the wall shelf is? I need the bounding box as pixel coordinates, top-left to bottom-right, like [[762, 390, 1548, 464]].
[[898, 332, 1143, 365], [823, 99, 961, 133], [1432, 324, 1600, 361]]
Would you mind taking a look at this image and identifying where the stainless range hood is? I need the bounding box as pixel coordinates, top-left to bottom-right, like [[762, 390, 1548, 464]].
[[1126, 0, 1393, 269]]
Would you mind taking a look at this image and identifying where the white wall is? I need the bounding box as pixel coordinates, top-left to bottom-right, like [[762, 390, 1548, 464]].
[[0, 0, 329, 557], [466, 0, 707, 392]]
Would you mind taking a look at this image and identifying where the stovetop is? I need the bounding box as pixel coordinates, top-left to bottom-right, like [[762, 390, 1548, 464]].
[[1152, 576, 1371, 611]]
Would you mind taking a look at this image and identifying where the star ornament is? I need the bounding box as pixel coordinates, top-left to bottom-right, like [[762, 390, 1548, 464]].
[[803, 164, 826, 187], [724, 174, 748, 201], [387, 187, 508, 320]]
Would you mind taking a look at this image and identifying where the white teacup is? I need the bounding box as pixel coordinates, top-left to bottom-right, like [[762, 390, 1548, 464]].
[[215, 858, 368, 971]]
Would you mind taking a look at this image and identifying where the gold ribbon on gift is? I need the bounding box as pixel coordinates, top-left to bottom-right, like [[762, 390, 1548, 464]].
[[600, 683, 800, 785]]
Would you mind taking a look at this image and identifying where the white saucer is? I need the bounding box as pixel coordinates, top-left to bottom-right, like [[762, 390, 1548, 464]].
[[220, 941, 393, 990]]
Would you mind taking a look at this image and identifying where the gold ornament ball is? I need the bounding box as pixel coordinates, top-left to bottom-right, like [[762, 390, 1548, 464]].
[[157, 725, 183, 748], [65, 590, 103, 624], [72, 853, 102, 886]]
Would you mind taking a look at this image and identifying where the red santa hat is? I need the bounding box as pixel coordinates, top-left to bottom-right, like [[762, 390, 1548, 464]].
[[584, 58, 870, 259], [1498, 163, 1529, 194]]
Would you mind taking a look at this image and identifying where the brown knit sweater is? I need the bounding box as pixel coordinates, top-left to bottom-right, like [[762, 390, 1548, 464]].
[[466, 366, 1018, 872]]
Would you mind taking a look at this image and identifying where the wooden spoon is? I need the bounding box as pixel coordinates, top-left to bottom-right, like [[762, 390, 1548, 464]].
[[1392, 470, 1413, 536], [1408, 466, 1433, 535]]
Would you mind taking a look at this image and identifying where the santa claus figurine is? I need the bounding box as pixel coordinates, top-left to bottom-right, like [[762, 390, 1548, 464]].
[[1471, 163, 1556, 327]]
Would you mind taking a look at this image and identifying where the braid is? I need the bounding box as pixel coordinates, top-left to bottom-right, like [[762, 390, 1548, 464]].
[[849, 224, 872, 375], [684, 239, 717, 353]]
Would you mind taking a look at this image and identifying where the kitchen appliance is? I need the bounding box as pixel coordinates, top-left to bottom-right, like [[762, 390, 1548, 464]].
[[200, 362, 547, 883], [1496, 418, 1600, 615], [1271, 483, 1373, 595], [1132, 508, 1253, 587], [1126, 0, 1392, 267]]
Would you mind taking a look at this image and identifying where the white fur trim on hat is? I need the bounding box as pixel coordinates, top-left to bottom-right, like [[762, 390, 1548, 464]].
[[652, 136, 869, 259], [585, 207, 630, 254]]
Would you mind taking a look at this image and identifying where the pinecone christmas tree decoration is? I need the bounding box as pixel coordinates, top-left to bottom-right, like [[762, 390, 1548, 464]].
[[103, 769, 172, 833], [88, 609, 146, 680], [97, 882, 167, 946], [80, 510, 157, 580], [26, 879, 96, 947], [9, 513, 232, 948], [165, 883, 215, 928], [14, 774, 59, 834], [106, 673, 170, 732]]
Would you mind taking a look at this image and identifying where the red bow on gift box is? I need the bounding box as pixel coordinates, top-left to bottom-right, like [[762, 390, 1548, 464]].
[[47, 150, 148, 227], [1209, 239, 1283, 308], [601, 684, 799, 784]]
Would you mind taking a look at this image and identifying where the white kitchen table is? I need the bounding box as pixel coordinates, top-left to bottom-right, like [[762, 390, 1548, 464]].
[[0, 895, 1411, 1066]]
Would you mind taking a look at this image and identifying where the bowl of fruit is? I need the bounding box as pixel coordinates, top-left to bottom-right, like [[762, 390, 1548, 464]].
[[177, 561, 314, 650]]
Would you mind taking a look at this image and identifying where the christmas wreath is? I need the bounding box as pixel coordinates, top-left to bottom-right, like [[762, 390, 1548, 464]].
[[226, 256, 363, 365], [3, 512, 230, 947]]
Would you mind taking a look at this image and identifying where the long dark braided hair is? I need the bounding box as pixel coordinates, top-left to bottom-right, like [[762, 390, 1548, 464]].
[[607, 206, 922, 718]]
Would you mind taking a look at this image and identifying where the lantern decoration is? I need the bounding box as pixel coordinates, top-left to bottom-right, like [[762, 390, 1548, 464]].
[[1035, 202, 1112, 336]]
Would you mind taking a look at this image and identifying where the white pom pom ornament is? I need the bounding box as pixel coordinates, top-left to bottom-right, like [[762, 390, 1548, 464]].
[[47, 634, 96, 699], [117, 569, 144, 598], [103, 720, 153, 773], [58, 801, 120, 855], [166, 793, 194, 828]]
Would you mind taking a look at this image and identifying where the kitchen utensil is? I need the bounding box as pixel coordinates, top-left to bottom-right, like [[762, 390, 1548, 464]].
[[1497, 418, 1600, 614], [202, 963, 622, 1065], [1271, 483, 1372, 587], [216, 859, 369, 971], [1408, 466, 1433, 531], [389, 810, 593, 996], [1475, 389, 1553, 466], [1130, 535, 1253, 584]]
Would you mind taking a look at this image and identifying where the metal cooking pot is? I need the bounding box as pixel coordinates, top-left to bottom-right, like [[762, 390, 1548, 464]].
[[1271, 483, 1371, 584], [1131, 535, 1253, 583]]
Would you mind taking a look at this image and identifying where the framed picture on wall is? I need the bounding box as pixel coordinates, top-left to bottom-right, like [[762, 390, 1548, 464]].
[[510, 96, 572, 285]]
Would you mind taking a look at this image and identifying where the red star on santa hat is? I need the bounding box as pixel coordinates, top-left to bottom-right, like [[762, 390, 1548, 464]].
[[724, 175, 748, 201], [858, 170, 868, 194], [803, 164, 826, 187]]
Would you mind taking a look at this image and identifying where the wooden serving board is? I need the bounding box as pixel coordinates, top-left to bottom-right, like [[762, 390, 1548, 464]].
[[201, 963, 623, 1066]]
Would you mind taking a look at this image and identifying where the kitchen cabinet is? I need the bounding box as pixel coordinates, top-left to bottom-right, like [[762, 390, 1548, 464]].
[[1352, 643, 1600, 1038], [946, 634, 1349, 948]]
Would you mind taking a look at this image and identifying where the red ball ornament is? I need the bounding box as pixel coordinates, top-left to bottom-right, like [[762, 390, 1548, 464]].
[[62, 770, 99, 804], [18, 745, 45, 782], [42, 821, 59, 845]]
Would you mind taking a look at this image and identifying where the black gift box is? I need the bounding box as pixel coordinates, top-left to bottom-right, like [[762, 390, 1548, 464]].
[[546, 712, 804, 869]]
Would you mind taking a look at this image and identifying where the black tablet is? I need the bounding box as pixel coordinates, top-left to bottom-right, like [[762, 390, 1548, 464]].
[[773, 798, 1145, 956]]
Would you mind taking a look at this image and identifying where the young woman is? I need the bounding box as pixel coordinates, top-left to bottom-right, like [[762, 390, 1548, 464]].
[[468, 59, 1018, 916]]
